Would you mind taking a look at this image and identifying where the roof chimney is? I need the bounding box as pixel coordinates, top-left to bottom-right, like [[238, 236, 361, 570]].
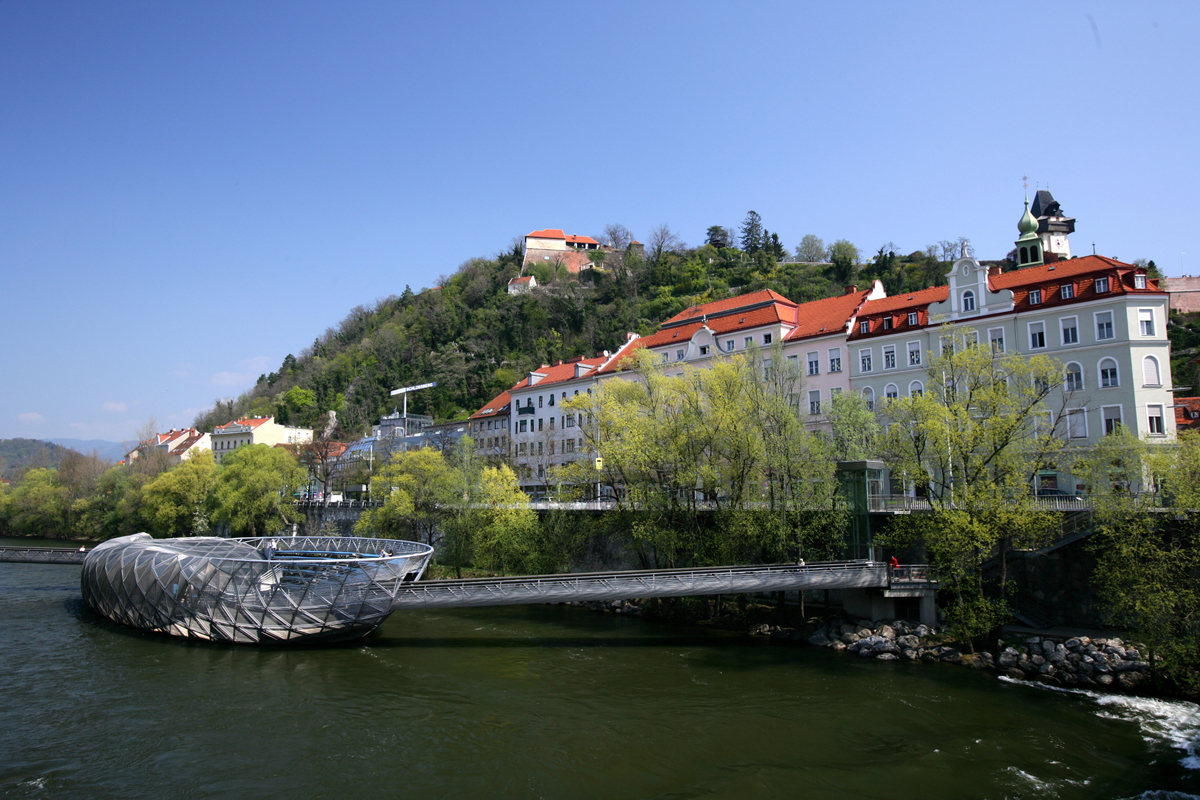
[[844, 285, 858, 295], [988, 264, 1003, 277]]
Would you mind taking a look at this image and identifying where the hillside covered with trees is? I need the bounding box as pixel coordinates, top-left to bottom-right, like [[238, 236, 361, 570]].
[[193, 216, 971, 437]]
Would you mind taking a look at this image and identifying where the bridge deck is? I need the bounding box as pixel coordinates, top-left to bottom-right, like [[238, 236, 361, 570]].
[[0, 547, 86, 565], [390, 561, 909, 610]]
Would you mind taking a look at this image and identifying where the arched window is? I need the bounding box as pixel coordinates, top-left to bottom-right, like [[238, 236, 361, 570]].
[[885, 383, 898, 400], [1100, 358, 1120, 389], [1019, 246, 1028, 264], [962, 290, 976, 312], [862, 386, 875, 411], [1143, 355, 1161, 386], [909, 380, 924, 397], [548, 394, 554, 406], [1065, 362, 1084, 393], [1030, 244, 1039, 261]]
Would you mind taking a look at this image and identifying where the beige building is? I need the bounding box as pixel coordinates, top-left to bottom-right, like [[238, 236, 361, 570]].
[[211, 416, 313, 463]]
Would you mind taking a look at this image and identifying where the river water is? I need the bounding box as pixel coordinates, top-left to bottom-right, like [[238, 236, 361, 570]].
[[2, 542, 1199, 799]]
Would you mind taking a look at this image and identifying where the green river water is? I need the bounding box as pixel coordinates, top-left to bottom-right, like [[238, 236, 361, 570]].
[[2, 540, 1199, 799]]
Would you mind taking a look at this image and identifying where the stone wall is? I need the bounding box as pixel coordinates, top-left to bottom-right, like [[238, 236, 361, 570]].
[[1163, 276, 1200, 313]]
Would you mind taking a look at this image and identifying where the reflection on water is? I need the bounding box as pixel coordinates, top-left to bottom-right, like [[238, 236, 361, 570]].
[[1, 553, 1199, 799]]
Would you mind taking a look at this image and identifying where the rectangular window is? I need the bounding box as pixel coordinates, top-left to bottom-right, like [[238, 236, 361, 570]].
[[1066, 364, 1083, 392], [1148, 405, 1165, 435], [1095, 276, 1110, 293], [763, 358, 773, 380], [676, 349, 685, 361], [907, 311, 919, 326], [662, 352, 669, 362], [1060, 284, 1074, 300], [745, 337, 753, 348], [885, 386, 898, 400], [859, 350, 872, 373], [787, 354, 798, 371], [828, 349, 842, 373], [940, 336, 954, 357], [1139, 309, 1155, 336], [1067, 409, 1087, 439], [962, 329, 979, 348], [519, 420, 527, 433], [883, 317, 893, 330], [725, 340, 735, 352], [859, 320, 869, 334], [807, 352, 819, 376], [1103, 406, 1123, 435], [1061, 317, 1078, 345], [699, 345, 710, 356], [549, 441, 555, 455], [1029, 289, 1042, 305], [1096, 311, 1114, 340], [1135, 274, 1147, 289], [537, 441, 543, 456], [808, 390, 821, 415], [989, 328, 1005, 353], [538, 419, 543, 432], [564, 440, 575, 453], [908, 342, 921, 366], [762, 333, 772, 345], [883, 346, 896, 369], [1029, 322, 1046, 350]]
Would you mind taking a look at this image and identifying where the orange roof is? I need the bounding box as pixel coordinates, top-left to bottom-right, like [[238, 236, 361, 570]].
[[509, 276, 533, 285], [784, 289, 876, 342], [565, 234, 599, 245], [470, 391, 512, 419], [215, 416, 272, 432], [848, 287, 949, 340], [510, 357, 609, 391], [662, 290, 795, 327], [526, 228, 566, 240], [991, 255, 1162, 312]]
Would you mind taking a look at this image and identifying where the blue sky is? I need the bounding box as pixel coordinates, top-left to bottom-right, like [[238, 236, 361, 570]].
[[2, 1, 1197, 444]]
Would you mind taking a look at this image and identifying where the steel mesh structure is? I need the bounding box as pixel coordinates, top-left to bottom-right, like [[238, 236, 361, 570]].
[[80, 534, 433, 643]]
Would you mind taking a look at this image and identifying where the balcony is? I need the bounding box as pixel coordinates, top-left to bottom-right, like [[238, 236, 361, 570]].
[[517, 405, 536, 416]]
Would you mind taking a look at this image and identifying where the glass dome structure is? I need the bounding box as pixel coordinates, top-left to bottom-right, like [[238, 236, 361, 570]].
[[81, 534, 433, 643]]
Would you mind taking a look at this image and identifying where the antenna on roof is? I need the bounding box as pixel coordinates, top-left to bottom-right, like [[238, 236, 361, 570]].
[[1092, 243, 1096, 255]]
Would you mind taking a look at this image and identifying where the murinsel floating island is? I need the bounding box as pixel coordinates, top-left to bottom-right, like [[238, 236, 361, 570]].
[[80, 533, 433, 643]]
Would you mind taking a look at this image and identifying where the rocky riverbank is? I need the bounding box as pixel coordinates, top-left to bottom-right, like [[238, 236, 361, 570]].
[[778, 617, 1155, 692]]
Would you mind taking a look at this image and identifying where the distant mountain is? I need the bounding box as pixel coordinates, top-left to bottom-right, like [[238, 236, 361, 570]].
[[49, 439, 132, 463], [0, 438, 77, 480]]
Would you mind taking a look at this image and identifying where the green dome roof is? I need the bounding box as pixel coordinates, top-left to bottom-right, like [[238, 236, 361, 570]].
[[1016, 199, 1039, 241]]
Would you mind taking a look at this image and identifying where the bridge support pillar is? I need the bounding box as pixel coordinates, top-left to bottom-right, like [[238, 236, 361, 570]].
[[843, 587, 938, 628]]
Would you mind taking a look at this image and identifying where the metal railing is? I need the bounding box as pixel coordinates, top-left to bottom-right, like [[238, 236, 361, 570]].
[[0, 546, 87, 565]]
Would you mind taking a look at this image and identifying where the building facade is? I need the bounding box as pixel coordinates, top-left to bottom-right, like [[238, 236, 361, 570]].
[[211, 416, 313, 463]]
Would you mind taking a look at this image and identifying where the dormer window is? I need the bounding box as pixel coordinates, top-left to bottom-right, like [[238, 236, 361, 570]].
[[1060, 284, 1074, 300], [1135, 274, 1147, 289], [699, 345, 710, 356], [1029, 289, 1042, 305], [860, 320, 869, 334], [1095, 276, 1110, 293], [907, 312, 918, 326], [962, 290, 976, 312]]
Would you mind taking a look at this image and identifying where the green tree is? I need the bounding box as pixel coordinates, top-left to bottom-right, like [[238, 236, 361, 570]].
[[739, 211, 764, 254], [470, 464, 539, 574], [705, 225, 732, 249], [142, 450, 217, 537], [211, 445, 305, 537], [1083, 429, 1200, 691], [795, 234, 827, 263], [6, 468, 68, 536], [878, 335, 1067, 647], [826, 391, 879, 461], [826, 239, 860, 286], [355, 447, 456, 545]]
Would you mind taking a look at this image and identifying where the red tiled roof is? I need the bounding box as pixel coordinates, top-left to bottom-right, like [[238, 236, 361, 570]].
[[215, 416, 272, 432], [565, 234, 599, 245], [168, 430, 207, 455], [848, 286, 949, 340], [992, 255, 1161, 312], [509, 276, 533, 285], [510, 357, 609, 391], [526, 228, 566, 240], [784, 289, 876, 342], [662, 290, 795, 327], [470, 391, 512, 419]]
